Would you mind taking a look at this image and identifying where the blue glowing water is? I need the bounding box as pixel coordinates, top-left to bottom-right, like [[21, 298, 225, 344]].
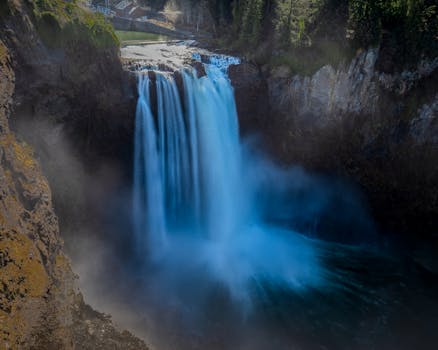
[[133, 75, 166, 256], [133, 58, 324, 304]]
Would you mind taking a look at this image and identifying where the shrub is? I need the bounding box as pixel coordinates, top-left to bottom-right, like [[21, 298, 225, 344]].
[[33, 0, 119, 49], [348, 0, 438, 63]]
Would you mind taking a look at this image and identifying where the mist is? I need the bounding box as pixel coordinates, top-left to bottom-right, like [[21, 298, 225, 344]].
[[12, 59, 380, 350], [67, 133, 380, 350], [69, 61, 380, 350]]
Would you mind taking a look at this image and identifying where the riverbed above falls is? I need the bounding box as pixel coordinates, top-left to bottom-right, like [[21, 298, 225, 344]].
[[121, 40, 215, 71]]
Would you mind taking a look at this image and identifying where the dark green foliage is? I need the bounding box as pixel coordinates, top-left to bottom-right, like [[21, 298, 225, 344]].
[[231, 0, 330, 50], [33, 0, 119, 49], [220, 0, 437, 71], [0, 0, 11, 17], [242, 0, 265, 45], [232, 0, 268, 47], [207, 0, 234, 24], [274, 0, 322, 47], [347, 0, 382, 46], [348, 0, 438, 64], [319, 0, 438, 65]]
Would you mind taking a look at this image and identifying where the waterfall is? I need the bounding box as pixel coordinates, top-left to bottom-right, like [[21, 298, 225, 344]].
[[133, 74, 166, 256], [182, 66, 243, 240], [133, 58, 323, 303], [134, 63, 243, 243]]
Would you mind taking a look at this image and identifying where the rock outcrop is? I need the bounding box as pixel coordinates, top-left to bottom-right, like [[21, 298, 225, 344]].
[[230, 50, 438, 236], [228, 63, 269, 135]]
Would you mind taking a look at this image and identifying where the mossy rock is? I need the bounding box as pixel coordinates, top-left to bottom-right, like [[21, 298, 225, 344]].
[[33, 0, 119, 50], [35, 11, 63, 47]]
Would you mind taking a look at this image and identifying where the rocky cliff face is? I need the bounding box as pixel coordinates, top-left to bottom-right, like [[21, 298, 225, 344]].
[[4, 1, 135, 161], [1, 0, 138, 255], [0, 2, 147, 349], [230, 50, 438, 236], [267, 50, 437, 146]]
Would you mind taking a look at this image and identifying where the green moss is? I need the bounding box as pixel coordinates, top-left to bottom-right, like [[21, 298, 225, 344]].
[[268, 40, 354, 76], [36, 11, 63, 46], [32, 0, 119, 50]]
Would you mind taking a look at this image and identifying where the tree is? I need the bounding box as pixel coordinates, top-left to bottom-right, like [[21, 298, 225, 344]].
[[232, 0, 266, 46], [275, 0, 321, 47]]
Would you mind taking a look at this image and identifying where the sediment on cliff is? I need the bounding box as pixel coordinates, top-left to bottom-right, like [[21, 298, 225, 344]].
[[0, 1, 147, 348]]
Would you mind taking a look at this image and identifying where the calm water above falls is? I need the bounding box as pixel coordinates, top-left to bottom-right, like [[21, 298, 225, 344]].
[[130, 57, 438, 350]]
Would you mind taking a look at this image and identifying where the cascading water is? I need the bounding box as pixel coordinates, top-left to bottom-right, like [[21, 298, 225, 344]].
[[133, 75, 166, 255], [133, 57, 323, 303]]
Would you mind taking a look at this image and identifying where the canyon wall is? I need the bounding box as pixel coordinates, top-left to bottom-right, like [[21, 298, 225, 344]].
[[230, 50, 438, 236], [1, 0, 138, 253], [0, 1, 146, 348]]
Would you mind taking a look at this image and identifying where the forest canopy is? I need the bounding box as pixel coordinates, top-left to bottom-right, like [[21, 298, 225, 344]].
[[139, 0, 437, 69], [230, 0, 437, 63]]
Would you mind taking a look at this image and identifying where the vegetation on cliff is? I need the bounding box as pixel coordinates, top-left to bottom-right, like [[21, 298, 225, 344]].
[[153, 0, 436, 72], [230, 0, 437, 71], [32, 0, 119, 49]]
